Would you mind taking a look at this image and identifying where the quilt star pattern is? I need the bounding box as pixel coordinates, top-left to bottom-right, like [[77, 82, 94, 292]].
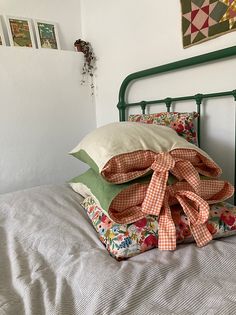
[[180, 0, 236, 48]]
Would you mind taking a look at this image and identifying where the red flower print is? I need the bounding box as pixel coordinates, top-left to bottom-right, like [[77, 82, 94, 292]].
[[146, 119, 154, 124], [144, 234, 158, 248], [134, 218, 147, 228], [176, 123, 184, 133], [101, 215, 113, 229], [87, 205, 95, 214], [101, 214, 107, 223], [220, 211, 235, 226]]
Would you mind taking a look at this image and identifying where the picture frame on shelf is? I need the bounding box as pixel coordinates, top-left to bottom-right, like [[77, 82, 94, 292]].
[[5, 16, 36, 48], [0, 17, 6, 46], [34, 20, 60, 50]]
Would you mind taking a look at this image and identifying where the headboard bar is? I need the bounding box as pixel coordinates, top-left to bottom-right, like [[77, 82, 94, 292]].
[[121, 90, 234, 109], [117, 45, 236, 121]]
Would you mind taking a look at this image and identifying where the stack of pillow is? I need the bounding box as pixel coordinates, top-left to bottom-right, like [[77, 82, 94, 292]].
[[69, 112, 235, 260]]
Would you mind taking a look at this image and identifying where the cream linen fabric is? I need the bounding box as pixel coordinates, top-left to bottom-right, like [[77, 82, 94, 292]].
[[70, 122, 215, 173]]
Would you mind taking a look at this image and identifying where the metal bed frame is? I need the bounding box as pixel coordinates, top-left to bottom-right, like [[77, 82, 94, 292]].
[[117, 45, 236, 203]]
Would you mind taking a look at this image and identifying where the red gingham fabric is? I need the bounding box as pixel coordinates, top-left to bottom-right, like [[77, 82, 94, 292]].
[[158, 194, 176, 250], [177, 192, 212, 248], [159, 188, 212, 250], [102, 149, 233, 250], [142, 152, 201, 215], [109, 179, 233, 222], [102, 148, 221, 184], [109, 178, 234, 250], [140, 151, 209, 249]]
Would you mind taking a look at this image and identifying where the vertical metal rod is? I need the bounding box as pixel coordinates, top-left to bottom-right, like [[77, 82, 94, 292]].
[[140, 101, 147, 114], [165, 98, 172, 113], [233, 90, 236, 205], [195, 94, 203, 148]]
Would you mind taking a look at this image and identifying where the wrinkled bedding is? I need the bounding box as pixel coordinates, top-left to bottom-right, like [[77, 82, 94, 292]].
[[1, 184, 236, 315]]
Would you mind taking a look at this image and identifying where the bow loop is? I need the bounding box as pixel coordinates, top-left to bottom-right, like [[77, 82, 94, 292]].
[[174, 190, 212, 248], [176, 191, 209, 225], [158, 187, 212, 250]]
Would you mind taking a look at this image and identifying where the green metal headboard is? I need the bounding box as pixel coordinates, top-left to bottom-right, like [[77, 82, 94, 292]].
[[117, 45, 236, 204]]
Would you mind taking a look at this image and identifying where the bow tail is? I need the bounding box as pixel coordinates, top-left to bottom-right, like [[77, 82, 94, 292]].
[[142, 171, 168, 216], [190, 224, 212, 247], [158, 196, 176, 250], [176, 193, 212, 248]]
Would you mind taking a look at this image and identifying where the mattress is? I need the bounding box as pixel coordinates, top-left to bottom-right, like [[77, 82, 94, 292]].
[[0, 184, 236, 315]]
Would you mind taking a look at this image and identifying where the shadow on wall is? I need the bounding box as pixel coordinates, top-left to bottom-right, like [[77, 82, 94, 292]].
[[201, 135, 235, 204]]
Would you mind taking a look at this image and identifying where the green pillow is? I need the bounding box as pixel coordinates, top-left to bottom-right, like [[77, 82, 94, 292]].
[[70, 168, 152, 219]]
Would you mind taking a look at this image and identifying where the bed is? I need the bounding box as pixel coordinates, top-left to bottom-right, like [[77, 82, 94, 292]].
[[1, 46, 236, 315]]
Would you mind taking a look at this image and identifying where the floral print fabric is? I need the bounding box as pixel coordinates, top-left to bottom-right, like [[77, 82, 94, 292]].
[[128, 112, 198, 145], [81, 196, 236, 260]]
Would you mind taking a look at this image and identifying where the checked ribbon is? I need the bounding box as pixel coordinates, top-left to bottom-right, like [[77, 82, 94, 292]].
[[142, 152, 212, 250]]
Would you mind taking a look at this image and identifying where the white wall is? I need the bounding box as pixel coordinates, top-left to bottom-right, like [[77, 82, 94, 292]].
[[0, 0, 96, 193], [81, 0, 236, 189]]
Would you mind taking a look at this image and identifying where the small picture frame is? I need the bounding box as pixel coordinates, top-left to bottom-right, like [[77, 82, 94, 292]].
[[6, 16, 36, 48], [0, 18, 6, 46], [34, 20, 60, 50]]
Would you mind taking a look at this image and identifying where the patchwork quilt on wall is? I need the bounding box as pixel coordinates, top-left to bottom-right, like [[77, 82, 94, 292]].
[[180, 0, 236, 48]]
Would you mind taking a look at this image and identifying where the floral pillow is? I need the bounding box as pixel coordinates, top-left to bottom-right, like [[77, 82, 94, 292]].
[[81, 196, 236, 260], [128, 112, 199, 145]]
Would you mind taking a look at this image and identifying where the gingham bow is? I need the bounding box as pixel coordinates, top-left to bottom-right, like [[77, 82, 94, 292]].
[[158, 186, 212, 250], [142, 152, 200, 215], [141, 151, 212, 250]]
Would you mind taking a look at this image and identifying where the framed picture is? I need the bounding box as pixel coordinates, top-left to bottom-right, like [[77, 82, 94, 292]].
[[6, 16, 36, 48], [180, 0, 236, 48], [0, 18, 6, 46], [34, 20, 60, 50]]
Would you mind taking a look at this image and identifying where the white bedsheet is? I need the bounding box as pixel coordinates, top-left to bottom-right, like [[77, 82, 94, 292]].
[[0, 185, 236, 315]]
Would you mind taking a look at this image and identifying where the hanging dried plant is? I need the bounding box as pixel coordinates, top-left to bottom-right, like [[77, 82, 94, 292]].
[[74, 39, 96, 95]]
